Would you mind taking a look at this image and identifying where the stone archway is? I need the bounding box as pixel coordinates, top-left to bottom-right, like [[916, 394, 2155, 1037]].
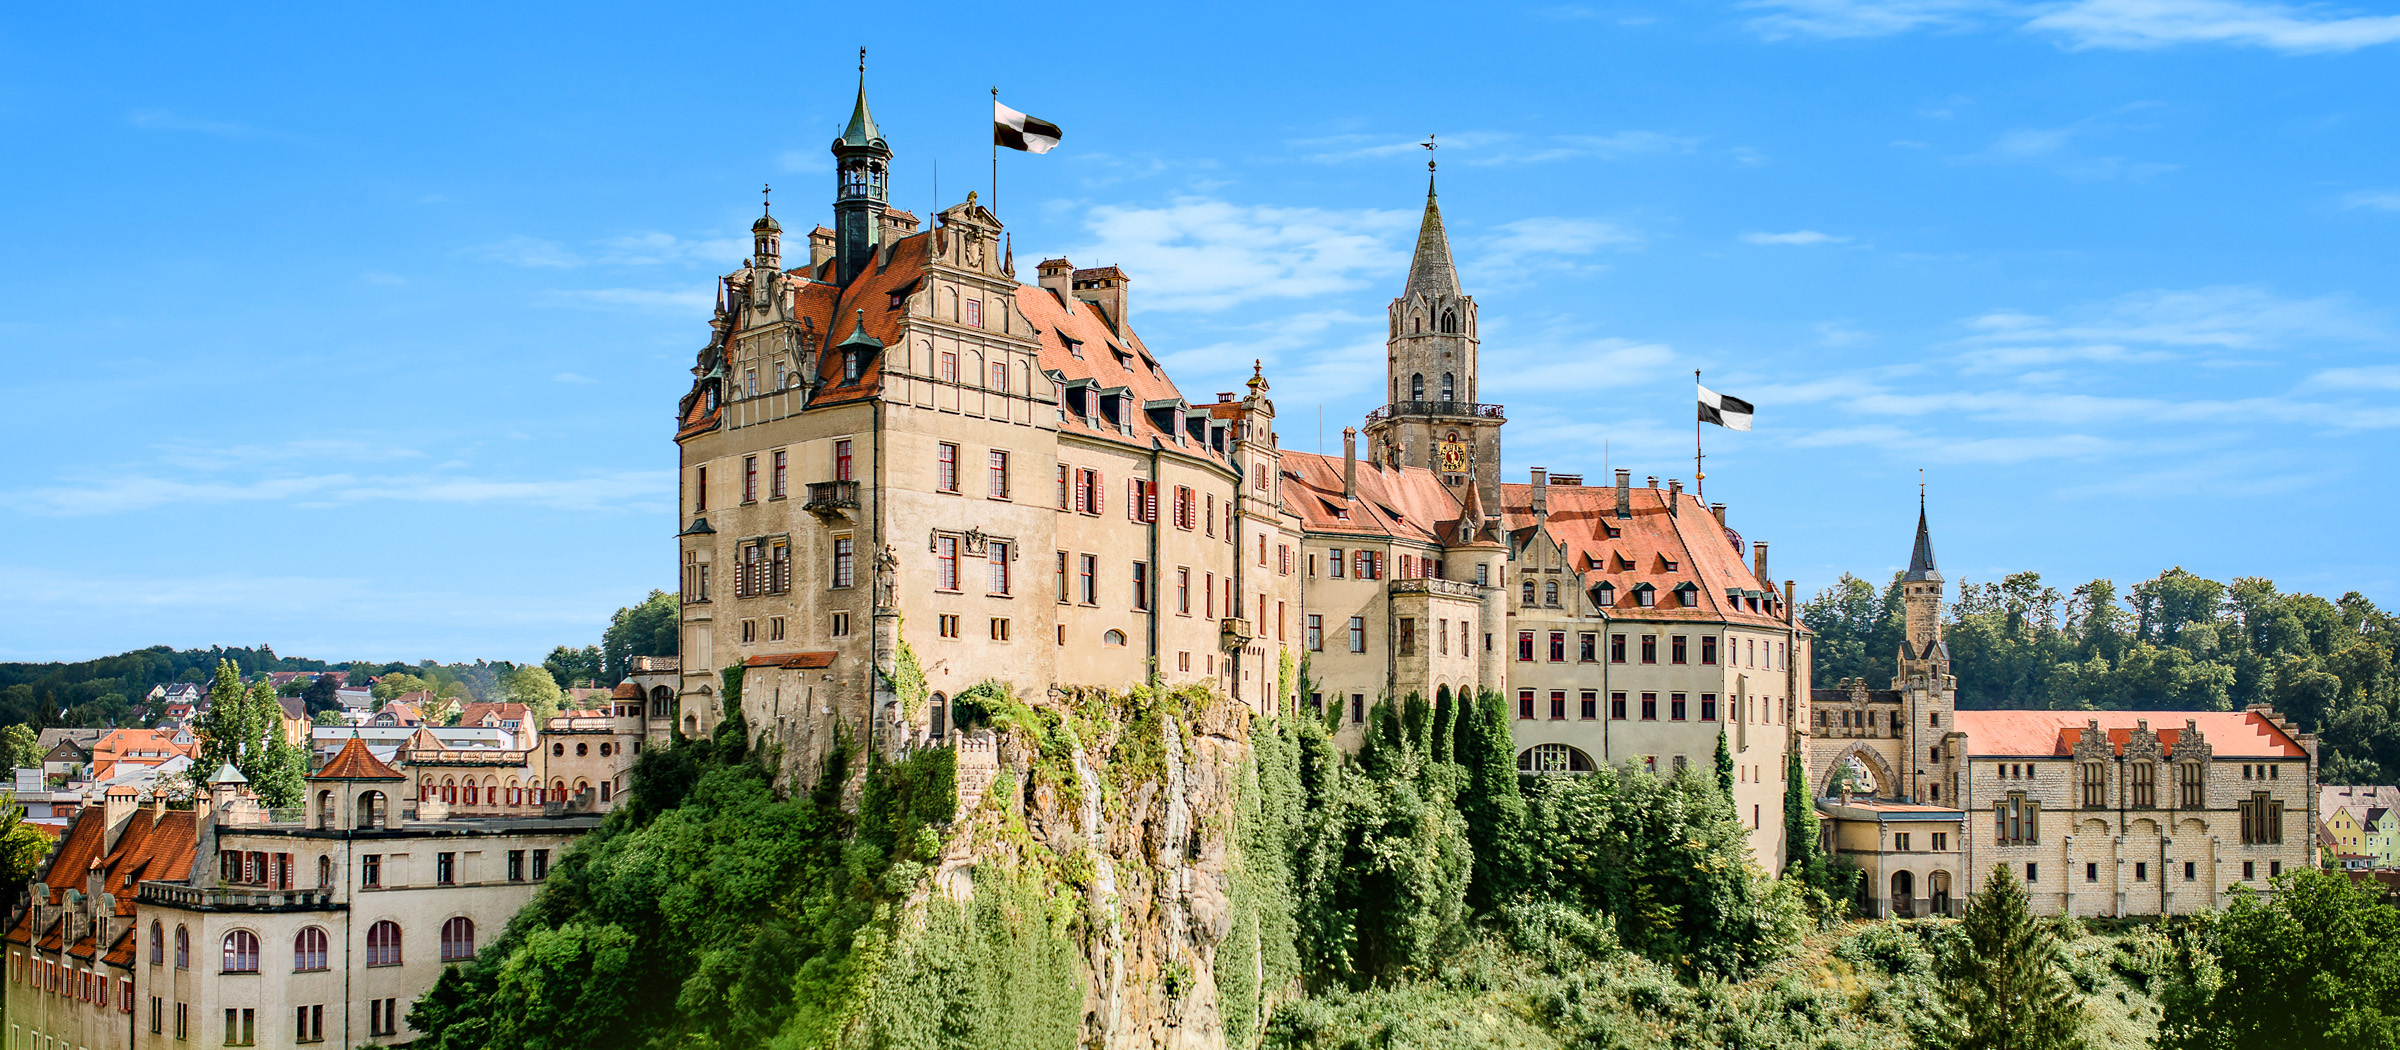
[[1817, 740, 1900, 799], [1892, 870, 1916, 918]]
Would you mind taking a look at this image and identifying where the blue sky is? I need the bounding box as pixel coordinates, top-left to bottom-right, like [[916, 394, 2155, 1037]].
[[2, 1, 2396, 662]]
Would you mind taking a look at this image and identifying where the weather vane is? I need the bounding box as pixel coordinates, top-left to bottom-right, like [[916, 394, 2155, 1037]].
[[858, 47, 866, 73], [1422, 132, 1437, 172], [761, 183, 771, 213]]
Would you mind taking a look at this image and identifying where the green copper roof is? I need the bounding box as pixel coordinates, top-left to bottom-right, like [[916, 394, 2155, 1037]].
[[838, 74, 882, 149]]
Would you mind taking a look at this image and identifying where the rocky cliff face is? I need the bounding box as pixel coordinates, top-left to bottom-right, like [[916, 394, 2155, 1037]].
[[908, 685, 1275, 1050]]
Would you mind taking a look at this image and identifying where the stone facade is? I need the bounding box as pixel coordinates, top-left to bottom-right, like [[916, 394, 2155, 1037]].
[[668, 71, 1809, 871], [1811, 507, 2319, 918]]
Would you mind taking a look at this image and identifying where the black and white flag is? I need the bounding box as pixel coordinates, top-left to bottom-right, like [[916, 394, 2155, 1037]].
[[1697, 384, 1754, 431], [994, 101, 1062, 154]]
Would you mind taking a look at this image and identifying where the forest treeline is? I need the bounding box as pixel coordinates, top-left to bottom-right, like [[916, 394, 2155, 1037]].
[[1802, 567, 2400, 784]]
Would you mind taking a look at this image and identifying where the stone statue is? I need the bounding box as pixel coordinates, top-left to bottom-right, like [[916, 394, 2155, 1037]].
[[874, 543, 899, 608]]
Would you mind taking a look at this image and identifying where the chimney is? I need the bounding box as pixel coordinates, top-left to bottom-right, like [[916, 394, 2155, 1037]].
[[1530, 468, 1548, 522], [1647, 475, 1659, 489], [1710, 502, 1726, 526], [1753, 541, 1770, 585], [1072, 265, 1130, 333], [808, 227, 837, 271], [1037, 257, 1074, 299], [1342, 427, 1358, 501], [1666, 479, 1681, 516], [1615, 469, 1632, 519], [1784, 580, 1796, 623]]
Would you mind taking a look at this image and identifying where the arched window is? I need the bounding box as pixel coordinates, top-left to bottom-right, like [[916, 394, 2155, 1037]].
[[1440, 309, 1457, 333], [553, 779, 567, 799], [149, 920, 162, 965], [293, 927, 328, 972], [1103, 629, 1127, 647], [174, 926, 189, 969], [440, 917, 476, 963], [420, 778, 435, 801], [1441, 373, 1454, 401], [929, 694, 948, 740], [1544, 581, 1559, 606], [317, 855, 332, 889], [366, 921, 402, 967], [463, 782, 477, 806], [651, 686, 673, 719], [1522, 580, 1536, 605], [1410, 374, 1424, 401], [222, 930, 259, 973], [1517, 744, 1595, 773], [316, 789, 335, 826]]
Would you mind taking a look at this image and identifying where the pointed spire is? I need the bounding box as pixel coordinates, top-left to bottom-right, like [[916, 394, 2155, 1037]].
[[839, 49, 882, 149], [1904, 494, 1940, 582], [1404, 177, 1461, 298]]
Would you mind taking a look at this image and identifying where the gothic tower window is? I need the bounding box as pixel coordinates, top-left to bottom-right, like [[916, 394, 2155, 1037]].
[[2080, 761, 2107, 807], [2178, 761, 2204, 807], [1411, 373, 1424, 401], [1440, 309, 1457, 333], [2131, 761, 2155, 808], [1442, 373, 1454, 401]]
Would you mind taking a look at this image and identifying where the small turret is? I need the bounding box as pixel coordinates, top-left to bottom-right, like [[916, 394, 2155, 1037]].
[[752, 185, 782, 271], [830, 50, 893, 285]]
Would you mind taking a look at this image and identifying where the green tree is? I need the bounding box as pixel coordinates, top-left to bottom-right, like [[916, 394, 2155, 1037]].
[[1452, 687, 1529, 911], [311, 710, 349, 728], [1922, 863, 2086, 1050], [542, 645, 603, 691], [501, 665, 566, 727], [2156, 867, 2400, 1049], [301, 672, 342, 714], [1714, 729, 1735, 797], [601, 591, 679, 684], [2, 723, 38, 769], [0, 790, 46, 886], [192, 661, 250, 775]]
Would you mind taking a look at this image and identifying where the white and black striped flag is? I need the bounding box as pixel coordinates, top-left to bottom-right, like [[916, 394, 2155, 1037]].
[[1698, 384, 1754, 431], [994, 101, 1062, 154]]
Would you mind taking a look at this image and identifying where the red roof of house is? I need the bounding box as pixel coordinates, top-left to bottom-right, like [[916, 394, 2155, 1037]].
[[1951, 710, 2306, 759], [1490, 481, 1789, 629], [1279, 453, 1463, 546], [313, 735, 403, 780]]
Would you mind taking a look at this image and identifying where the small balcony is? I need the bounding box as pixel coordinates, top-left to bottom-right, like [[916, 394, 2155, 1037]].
[[1390, 577, 1485, 600], [137, 881, 341, 913], [1219, 617, 1254, 650], [1364, 401, 1506, 425], [805, 480, 860, 516]]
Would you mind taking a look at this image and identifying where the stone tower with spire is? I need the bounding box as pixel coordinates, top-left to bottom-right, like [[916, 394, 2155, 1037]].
[[1362, 166, 1504, 514], [831, 59, 890, 285], [1894, 498, 1956, 802]]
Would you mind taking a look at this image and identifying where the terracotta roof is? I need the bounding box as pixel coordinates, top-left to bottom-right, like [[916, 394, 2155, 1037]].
[[1017, 279, 1202, 454], [4, 911, 30, 945], [1498, 482, 1789, 629], [95, 808, 200, 915], [457, 702, 530, 725], [67, 933, 95, 960], [101, 928, 135, 967], [742, 651, 839, 670], [1951, 710, 2306, 759], [40, 809, 107, 905], [313, 734, 404, 780], [1280, 453, 1461, 546], [610, 681, 643, 699]]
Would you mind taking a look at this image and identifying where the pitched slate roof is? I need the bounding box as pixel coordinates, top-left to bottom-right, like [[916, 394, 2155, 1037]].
[[1951, 710, 2307, 759]]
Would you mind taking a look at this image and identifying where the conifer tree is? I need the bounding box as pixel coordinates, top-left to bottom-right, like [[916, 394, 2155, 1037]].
[[1923, 863, 2087, 1050], [193, 660, 250, 776], [1454, 688, 1529, 909], [1714, 730, 1735, 798], [1783, 746, 1817, 877]]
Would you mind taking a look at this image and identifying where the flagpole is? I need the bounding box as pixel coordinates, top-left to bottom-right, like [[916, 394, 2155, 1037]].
[[990, 86, 999, 217], [1694, 369, 1705, 500]]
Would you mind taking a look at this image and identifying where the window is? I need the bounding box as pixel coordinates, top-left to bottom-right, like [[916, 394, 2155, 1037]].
[[1549, 691, 1567, 720], [1640, 693, 1657, 720], [1700, 693, 1718, 721], [2240, 792, 2284, 845], [2132, 761, 2155, 808], [936, 535, 959, 590], [1179, 569, 1193, 614], [508, 851, 525, 882], [175, 925, 189, 969], [1517, 631, 1534, 661], [436, 851, 455, 885], [1578, 633, 1596, 662], [937, 443, 960, 492], [832, 611, 851, 636], [2086, 862, 2099, 883], [938, 614, 961, 638], [1348, 617, 1366, 653], [1517, 690, 1535, 719], [1640, 635, 1657, 663], [1610, 634, 1626, 662], [1522, 580, 1536, 606], [1133, 562, 1150, 611], [369, 998, 400, 1037], [1399, 618, 1417, 656], [533, 849, 550, 879], [990, 359, 1008, 392], [940, 351, 959, 382], [366, 921, 402, 967], [1544, 580, 1559, 606], [1701, 636, 1717, 664], [743, 455, 757, 501], [221, 930, 258, 973], [1670, 694, 1687, 721], [1671, 636, 1687, 663], [2184, 861, 2196, 881], [293, 927, 328, 972], [1932, 832, 1948, 851], [990, 617, 1010, 641], [2178, 762, 2203, 808], [2135, 861, 2148, 882], [1103, 629, 1127, 647], [1075, 468, 1102, 514], [835, 439, 854, 481], [1610, 692, 1627, 719], [986, 542, 1010, 594], [1057, 465, 1070, 508], [964, 298, 984, 327], [1204, 571, 1215, 616], [150, 919, 162, 964], [2081, 762, 2107, 808], [989, 450, 1010, 499], [1206, 493, 1216, 535], [1130, 479, 1158, 523], [1548, 632, 1566, 662], [832, 535, 855, 589], [1329, 548, 1345, 578], [694, 465, 708, 511], [441, 917, 476, 962], [1079, 554, 1099, 604], [295, 1004, 324, 1044], [1896, 833, 1911, 851], [224, 1007, 256, 1046], [771, 450, 787, 498], [1307, 614, 1323, 651], [1173, 485, 1195, 529], [1997, 792, 2040, 845], [1352, 694, 1366, 724], [2027, 862, 2039, 883], [2243, 860, 2256, 880]]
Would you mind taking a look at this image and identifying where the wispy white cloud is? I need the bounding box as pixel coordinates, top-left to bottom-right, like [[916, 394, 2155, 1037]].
[[1477, 217, 1644, 274], [1743, 0, 2400, 50], [150, 439, 426, 473], [1958, 286, 2378, 357], [470, 231, 744, 270], [10, 469, 672, 516], [1742, 229, 1849, 245], [2344, 189, 2400, 211], [1048, 197, 1412, 312], [539, 287, 713, 311], [126, 109, 273, 139], [473, 235, 583, 268], [1959, 107, 2178, 181]]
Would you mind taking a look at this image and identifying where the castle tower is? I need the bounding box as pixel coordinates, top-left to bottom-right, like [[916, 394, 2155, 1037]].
[[1363, 167, 1503, 512], [1896, 497, 1955, 803], [830, 60, 890, 285], [1900, 500, 1945, 673]]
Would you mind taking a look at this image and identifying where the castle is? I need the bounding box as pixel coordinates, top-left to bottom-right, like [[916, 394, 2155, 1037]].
[[1807, 506, 2320, 917], [669, 69, 1809, 867]]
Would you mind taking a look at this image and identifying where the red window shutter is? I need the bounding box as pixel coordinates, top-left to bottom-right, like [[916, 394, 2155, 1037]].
[[1145, 486, 1158, 523], [1093, 473, 1104, 515]]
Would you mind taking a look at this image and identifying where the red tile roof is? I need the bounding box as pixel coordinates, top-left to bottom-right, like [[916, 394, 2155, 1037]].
[[1017, 281, 1199, 453], [1951, 710, 2306, 759], [313, 734, 403, 780], [101, 928, 135, 967], [1280, 453, 1462, 546], [1496, 482, 1789, 629]]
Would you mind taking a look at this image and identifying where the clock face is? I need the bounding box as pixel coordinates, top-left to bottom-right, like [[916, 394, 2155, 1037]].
[[1437, 441, 1470, 473]]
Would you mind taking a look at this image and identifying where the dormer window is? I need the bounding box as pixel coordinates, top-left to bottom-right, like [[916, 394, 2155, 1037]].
[[1661, 559, 1680, 572], [1616, 555, 1634, 571], [1674, 583, 1699, 608], [843, 351, 861, 382], [1595, 583, 1616, 606], [1632, 583, 1656, 608], [1064, 338, 1084, 359]]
